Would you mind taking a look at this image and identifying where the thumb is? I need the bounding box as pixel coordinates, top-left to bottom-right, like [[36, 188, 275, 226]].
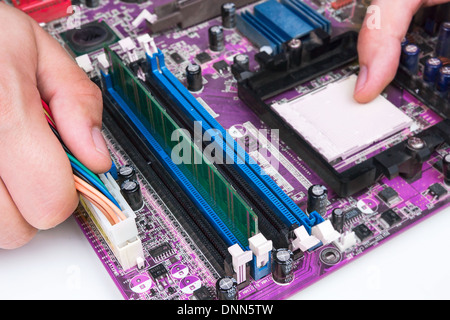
[[32, 21, 112, 174], [354, 0, 423, 103]]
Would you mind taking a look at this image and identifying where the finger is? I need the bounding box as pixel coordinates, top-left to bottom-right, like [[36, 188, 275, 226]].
[[423, 0, 450, 6], [354, 0, 424, 103], [0, 177, 37, 249], [0, 78, 79, 230], [32, 22, 112, 174]]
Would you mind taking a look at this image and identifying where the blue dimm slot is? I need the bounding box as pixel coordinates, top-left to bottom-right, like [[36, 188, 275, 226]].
[[147, 51, 323, 233], [147, 52, 299, 228], [103, 71, 246, 250]]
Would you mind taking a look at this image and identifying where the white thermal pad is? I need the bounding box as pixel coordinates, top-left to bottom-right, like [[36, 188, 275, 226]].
[[271, 75, 413, 163]]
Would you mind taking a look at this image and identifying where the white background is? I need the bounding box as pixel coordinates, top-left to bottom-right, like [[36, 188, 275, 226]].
[[0, 206, 449, 300]]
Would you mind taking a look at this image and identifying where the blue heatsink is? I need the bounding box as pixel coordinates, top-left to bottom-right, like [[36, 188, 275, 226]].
[[236, 0, 331, 54]]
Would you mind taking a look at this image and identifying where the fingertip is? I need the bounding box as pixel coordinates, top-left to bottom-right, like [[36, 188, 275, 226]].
[[91, 126, 113, 174], [49, 83, 112, 174], [353, 65, 372, 103]]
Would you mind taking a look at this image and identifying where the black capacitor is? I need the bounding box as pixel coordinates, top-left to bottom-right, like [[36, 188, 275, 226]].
[[186, 64, 203, 92], [118, 165, 137, 185], [307, 185, 328, 216], [84, 0, 100, 8], [401, 137, 426, 181], [209, 25, 225, 52], [443, 154, 450, 186], [120, 180, 144, 211], [233, 53, 250, 70], [331, 208, 345, 233], [271, 248, 294, 284], [215, 277, 238, 300], [222, 2, 237, 29]]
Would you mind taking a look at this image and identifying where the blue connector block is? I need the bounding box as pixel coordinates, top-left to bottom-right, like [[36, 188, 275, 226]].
[[237, 0, 331, 54], [106, 160, 118, 180], [250, 254, 272, 281]]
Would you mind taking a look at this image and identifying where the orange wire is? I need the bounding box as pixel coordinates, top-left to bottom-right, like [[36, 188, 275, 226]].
[[44, 100, 125, 225], [82, 194, 116, 226], [43, 100, 124, 225], [75, 178, 122, 223], [75, 180, 120, 225], [74, 175, 126, 223], [74, 174, 127, 221]]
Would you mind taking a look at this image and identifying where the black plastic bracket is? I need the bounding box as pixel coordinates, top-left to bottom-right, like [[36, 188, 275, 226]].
[[237, 30, 450, 197]]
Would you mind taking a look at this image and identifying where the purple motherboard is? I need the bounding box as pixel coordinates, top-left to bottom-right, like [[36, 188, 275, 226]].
[[41, 0, 450, 300]]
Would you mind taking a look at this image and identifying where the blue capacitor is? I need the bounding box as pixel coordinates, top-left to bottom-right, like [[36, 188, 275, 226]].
[[401, 44, 420, 74], [423, 57, 443, 83], [436, 22, 450, 58], [437, 66, 450, 93]]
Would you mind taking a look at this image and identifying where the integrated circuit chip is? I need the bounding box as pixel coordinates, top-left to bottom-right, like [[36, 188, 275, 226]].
[[380, 209, 402, 227], [213, 60, 229, 73], [192, 286, 214, 300], [170, 52, 185, 64], [60, 21, 119, 56], [271, 75, 413, 163], [149, 242, 174, 260], [344, 207, 362, 221], [429, 183, 447, 199], [378, 187, 400, 205], [352, 224, 373, 242], [149, 263, 168, 280], [195, 52, 212, 64]]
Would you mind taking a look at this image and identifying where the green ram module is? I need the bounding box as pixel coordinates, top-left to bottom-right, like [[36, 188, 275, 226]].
[[107, 48, 258, 245]]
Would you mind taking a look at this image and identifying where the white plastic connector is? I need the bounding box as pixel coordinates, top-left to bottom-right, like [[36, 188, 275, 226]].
[[131, 9, 157, 29], [333, 231, 357, 252], [119, 37, 137, 52], [228, 244, 252, 285], [136, 257, 145, 269], [137, 34, 158, 56], [119, 37, 139, 62], [291, 225, 321, 252], [97, 53, 110, 73], [311, 220, 340, 245], [75, 54, 93, 73], [249, 233, 272, 268], [80, 173, 144, 270]]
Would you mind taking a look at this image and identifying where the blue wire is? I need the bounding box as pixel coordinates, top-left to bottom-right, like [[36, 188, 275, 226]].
[[70, 161, 122, 210]]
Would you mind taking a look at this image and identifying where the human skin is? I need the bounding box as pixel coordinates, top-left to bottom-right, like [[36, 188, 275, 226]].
[[354, 0, 449, 103], [0, 3, 111, 249], [1, 1, 449, 249]]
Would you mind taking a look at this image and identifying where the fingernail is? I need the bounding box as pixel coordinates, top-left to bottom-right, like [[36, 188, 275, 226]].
[[91, 127, 110, 158], [355, 65, 368, 93]]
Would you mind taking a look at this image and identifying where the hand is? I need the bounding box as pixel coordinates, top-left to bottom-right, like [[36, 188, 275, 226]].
[[354, 0, 449, 103], [0, 4, 112, 249]]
